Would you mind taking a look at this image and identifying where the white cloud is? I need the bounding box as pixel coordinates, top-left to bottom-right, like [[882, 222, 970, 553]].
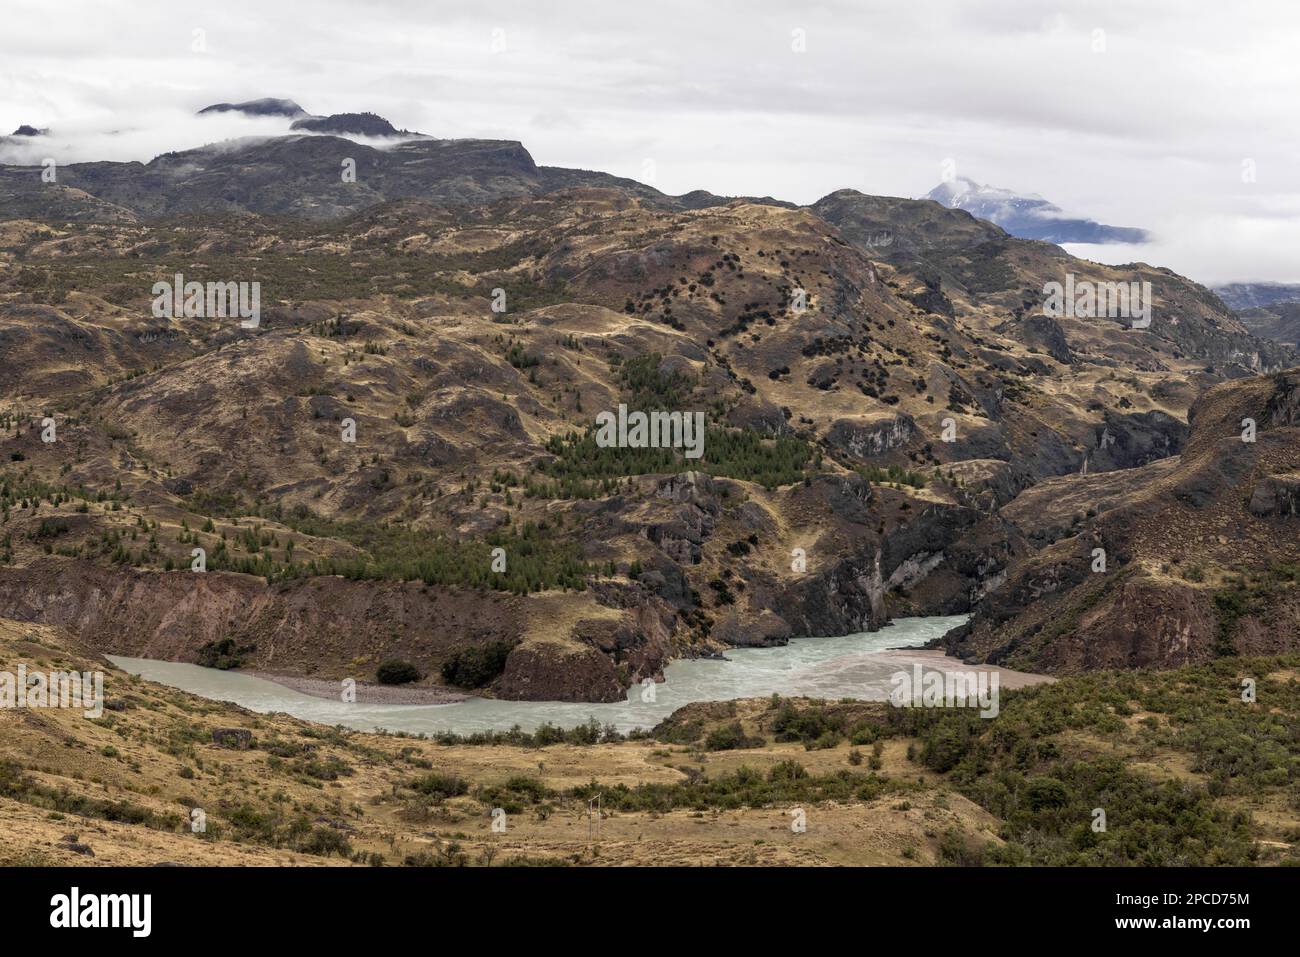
[[1, 0, 1297, 283]]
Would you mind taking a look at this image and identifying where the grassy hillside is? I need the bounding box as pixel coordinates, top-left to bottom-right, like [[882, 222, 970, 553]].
[[1, 618, 1296, 867]]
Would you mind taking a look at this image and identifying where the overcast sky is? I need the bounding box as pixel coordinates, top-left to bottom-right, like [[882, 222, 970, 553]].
[[2, 0, 1297, 285]]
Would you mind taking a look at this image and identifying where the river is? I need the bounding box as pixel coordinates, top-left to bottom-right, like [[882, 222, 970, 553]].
[[108, 614, 975, 735]]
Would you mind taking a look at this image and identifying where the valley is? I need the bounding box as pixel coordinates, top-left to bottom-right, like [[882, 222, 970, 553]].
[[0, 157, 1295, 703], [2, 105, 1299, 875]]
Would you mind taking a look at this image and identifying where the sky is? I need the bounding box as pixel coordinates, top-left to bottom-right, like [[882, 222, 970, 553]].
[[1, 0, 1298, 285]]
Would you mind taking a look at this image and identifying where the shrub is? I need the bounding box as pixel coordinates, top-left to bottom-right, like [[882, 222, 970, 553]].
[[196, 637, 250, 670], [440, 640, 517, 688], [1024, 776, 1070, 811], [704, 722, 763, 751], [376, 660, 421, 685], [411, 772, 469, 801]]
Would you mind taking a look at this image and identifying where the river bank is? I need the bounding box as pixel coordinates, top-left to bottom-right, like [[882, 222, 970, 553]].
[[108, 614, 1057, 735]]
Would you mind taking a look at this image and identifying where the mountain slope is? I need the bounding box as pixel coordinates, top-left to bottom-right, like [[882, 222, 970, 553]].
[[1, 121, 1298, 699], [942, 369, 1300, 671]]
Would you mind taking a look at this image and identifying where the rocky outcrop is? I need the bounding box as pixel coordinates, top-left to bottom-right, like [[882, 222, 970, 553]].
[[0, 558, 525, 682], [1248, 473, 1300, 517], [646, 471, 721, 565], [495, 641, 625, 702], [1088, 410, 1189, 473], [565, 594, 677, 687], [879, 504, 1024, 616], [710, 609, 792, 647], [1017, 314, 1073, 365], [944, 368, 1300, 673], [780, 550, 886, 637], [945, 459, 1023, 511], [825, 414, 915, 462]]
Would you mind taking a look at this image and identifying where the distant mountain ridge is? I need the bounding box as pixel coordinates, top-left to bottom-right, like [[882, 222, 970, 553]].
[[195, 100, 407, 137], [924, 176, 1149, 245], [0, 108, 791, 221], [196, 97, 308, 118], [1213, 282, 1300, 311], [289, 112, 403, 136]]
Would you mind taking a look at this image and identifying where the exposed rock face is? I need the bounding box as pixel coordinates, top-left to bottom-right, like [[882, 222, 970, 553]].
[[825, 414, 915, 462], [943, 369, 1300, 672], [0, 559, 524, 682], [1013, 315, 1073, 365], [1062, 580, 1218, 670], [495, 642, 625, 702], [646, 471, 720, 565], [1089, 410, 1189, 472], [945, 459, 1022, 510], [1248, 474, 1300, 517], [938, 420, 1011, 463], [781, 550, 886, 637], [710, 609, 792, 647], [880, 506, 1024, 616], [564, 594, 676, 687]]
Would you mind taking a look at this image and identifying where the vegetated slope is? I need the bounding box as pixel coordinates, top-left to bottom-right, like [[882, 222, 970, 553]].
[[0, 619, 1295, 867]]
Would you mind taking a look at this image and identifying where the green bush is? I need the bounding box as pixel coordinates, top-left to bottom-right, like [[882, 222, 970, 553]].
[[704, 722, 764, 751], [196, 637, 251, 670], [376, 660, 421, 685], [440, 640, 517, 689], [410, 772, 469, 801]]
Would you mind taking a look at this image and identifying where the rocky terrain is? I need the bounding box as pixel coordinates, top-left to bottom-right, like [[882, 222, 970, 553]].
[[0, 106, 789, 222], [1, 114, 1298, 701], [942, 369, 1300, 671], [1233, 301, 1300, 350], [1214, 282, 1300, 312]]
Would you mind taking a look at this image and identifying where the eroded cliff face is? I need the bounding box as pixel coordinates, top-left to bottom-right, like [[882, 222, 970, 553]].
[[0, 553, 702, 702], [0, 558, 525, 678], [779, 548, 886, 637], [942, 370, 1300, 673], [825, 414, 915, 462], [495, 642, 625, 702]]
